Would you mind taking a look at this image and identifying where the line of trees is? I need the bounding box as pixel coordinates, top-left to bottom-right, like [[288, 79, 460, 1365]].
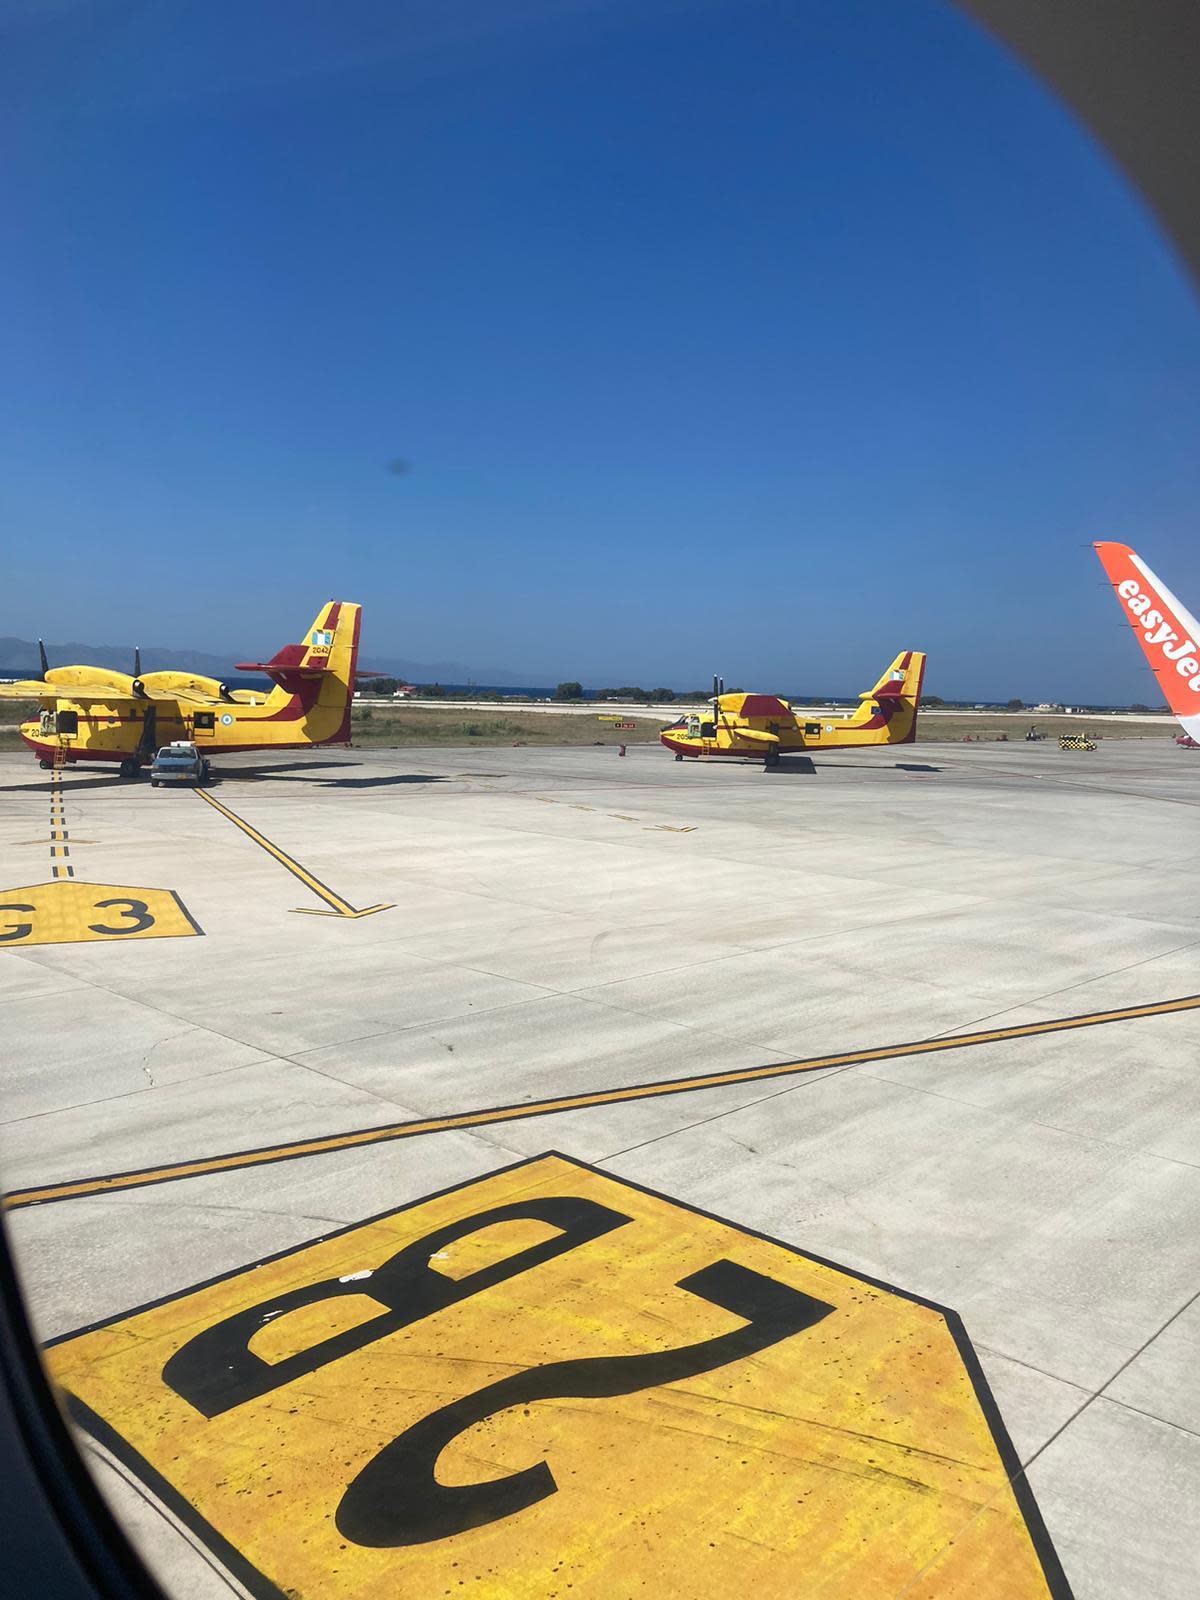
[[359, 679, 509, 700], [555, 683, 684, 702]]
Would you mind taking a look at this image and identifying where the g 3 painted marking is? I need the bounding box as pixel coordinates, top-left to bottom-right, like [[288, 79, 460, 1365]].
[[87, 897, 157, 936], [0, 903, 35, 943], [0, 882, 202, 947], [47, 1156, 1069, 1600]]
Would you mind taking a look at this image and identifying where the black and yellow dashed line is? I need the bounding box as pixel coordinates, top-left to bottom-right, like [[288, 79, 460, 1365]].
[[49, 770, 74, 879], [7, 988, 1200, 1211]]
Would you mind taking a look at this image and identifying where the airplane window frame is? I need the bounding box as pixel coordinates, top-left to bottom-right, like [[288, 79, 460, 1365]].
[[2, 2, 1198, 1596]]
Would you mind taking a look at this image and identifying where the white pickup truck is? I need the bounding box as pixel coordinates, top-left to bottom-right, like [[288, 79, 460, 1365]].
[[149, 742, 211, 787]]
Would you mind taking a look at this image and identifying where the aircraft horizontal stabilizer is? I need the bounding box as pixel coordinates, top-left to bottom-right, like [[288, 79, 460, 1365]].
[[234, 660, 327, 679]]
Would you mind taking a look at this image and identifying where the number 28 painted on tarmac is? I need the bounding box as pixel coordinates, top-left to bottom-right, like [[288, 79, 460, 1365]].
[[162, 1193, 832, 1546], [0, 882, 201, 946], [49, 1157, 1067, 1600]]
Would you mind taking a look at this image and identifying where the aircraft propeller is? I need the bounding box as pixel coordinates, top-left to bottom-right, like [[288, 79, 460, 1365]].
[[38, 639, 49, 677]]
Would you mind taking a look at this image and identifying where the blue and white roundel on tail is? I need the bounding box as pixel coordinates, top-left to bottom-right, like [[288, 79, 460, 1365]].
[[1095, 541, 1200, 740]]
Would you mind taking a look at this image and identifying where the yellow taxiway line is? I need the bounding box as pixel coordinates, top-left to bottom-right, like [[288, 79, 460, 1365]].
[[7, 989, 1199, 1211], [193, 789, 392, 919]]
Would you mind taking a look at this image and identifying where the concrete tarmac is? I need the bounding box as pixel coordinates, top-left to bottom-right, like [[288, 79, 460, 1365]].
[[1, 738, 1197, 1599]]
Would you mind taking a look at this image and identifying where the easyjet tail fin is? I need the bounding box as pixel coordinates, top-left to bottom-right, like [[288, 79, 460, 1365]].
[[1094, 542, 1200, 739]]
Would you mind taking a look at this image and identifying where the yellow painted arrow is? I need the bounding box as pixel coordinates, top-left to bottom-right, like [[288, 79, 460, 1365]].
[[194, 790, 393, 920], [292, 902, 394, 919]]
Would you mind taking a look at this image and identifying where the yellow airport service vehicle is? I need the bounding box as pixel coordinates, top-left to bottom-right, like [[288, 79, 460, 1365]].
[[1058, 733, 1096, 751], [0, 602, 370, 779], [661, 651, 926, 767]]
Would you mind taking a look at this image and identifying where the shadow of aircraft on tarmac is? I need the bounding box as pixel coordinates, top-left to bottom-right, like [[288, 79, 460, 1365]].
[[4, 775, 132, 794], [4, 760, 449, 793], [773, 758, 940, 774], [209, 766, 447, 789], [212, 759, 360, 778]]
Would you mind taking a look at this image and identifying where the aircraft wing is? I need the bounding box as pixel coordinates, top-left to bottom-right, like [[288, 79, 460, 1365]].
[[144, 685, 225, 707], [0, 679, 224, 708], [0, 679, 136, 703]]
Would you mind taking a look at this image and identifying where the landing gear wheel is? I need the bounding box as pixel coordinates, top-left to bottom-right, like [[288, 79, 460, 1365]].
[[675, 753, 683, 762], [764, 748, 781, 769], [119, 759, 140, 780], [39, 759, 53, 770]]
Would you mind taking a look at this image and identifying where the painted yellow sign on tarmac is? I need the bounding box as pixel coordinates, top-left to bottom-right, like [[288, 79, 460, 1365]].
[[0, 881, 202, 946], [48, 1156, 1067, 1599]]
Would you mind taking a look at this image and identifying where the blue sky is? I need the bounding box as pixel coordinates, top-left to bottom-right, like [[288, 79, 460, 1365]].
[[3, 0, 1199, 700]]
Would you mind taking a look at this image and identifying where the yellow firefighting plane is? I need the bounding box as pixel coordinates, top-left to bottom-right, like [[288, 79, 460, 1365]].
[[661, 650, 927, 766], [0, 601, 368, 778]]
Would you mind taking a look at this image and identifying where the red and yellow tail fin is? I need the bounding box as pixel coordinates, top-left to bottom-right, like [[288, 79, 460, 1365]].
[[298, 601, 360, 678], [235, 601, 362, 744], [1095, 542, 1200, 738], [866, 650, 926, 703], [850, 650, 926, 743], [236, 602, 361, 688]]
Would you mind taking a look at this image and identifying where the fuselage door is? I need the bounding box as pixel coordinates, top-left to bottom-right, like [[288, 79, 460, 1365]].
[[137, 705, 157, 757]]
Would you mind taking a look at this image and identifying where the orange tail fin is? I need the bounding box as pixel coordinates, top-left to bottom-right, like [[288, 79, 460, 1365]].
[[1094, 542, 1200, 737]]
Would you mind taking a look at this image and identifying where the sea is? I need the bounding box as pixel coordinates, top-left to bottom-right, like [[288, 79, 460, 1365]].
[[3, 669, 1137, 711]]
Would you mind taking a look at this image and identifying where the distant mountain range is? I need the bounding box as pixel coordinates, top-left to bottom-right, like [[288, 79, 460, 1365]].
[[0, 636, 532, 687]]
